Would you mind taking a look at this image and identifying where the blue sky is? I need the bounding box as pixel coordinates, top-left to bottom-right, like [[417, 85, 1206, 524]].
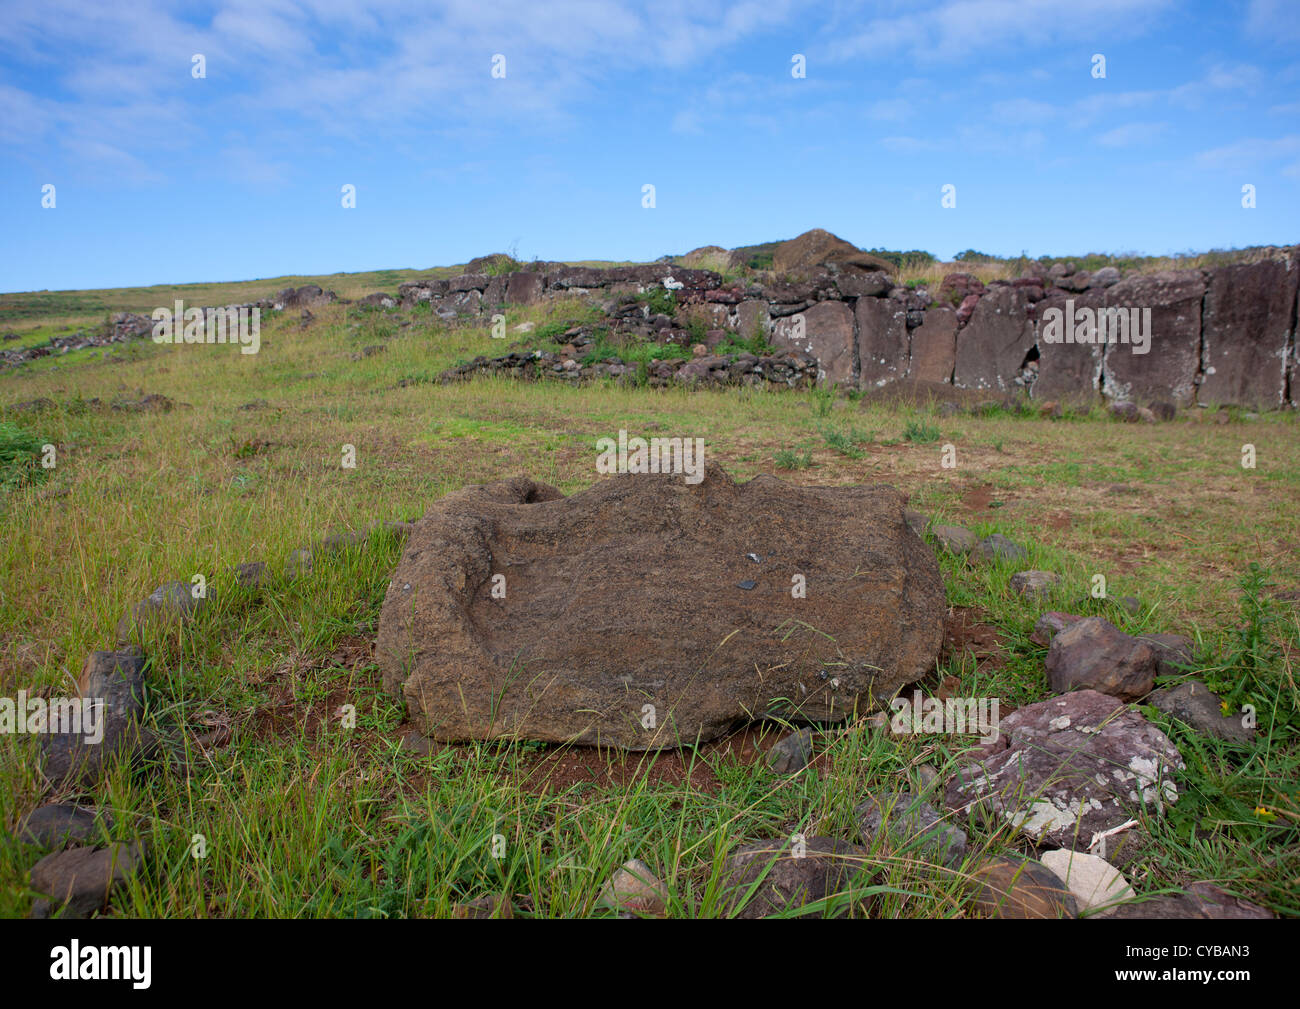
[[1, 0, 1297, 292]]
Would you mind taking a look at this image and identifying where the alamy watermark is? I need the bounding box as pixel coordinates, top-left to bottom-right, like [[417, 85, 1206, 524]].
[[0, 691, 103, 744], [596, 429, 705, 484], [890, 690, 1000, 744], [1041, 299, 1151, 355], [152, 300, 260, 355]]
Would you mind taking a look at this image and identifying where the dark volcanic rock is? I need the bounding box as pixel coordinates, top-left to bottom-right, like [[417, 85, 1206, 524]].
[[1198, 258, 1299, 409], [953, 286, 1035, 393], [1147, 680, 1254, 745], [720, 837, 873, 918], [39, 650, 153, 789], [377, 464, 946, 749], [771, 301, 855, 387], [1102, 882, 1273, 919], [855, 790, 967, 868], [1101, 271, 1204, 407], [908, 307, 957, 384], [16, 804, 109, 850], [29, 841, 145, 919], [855, 295, 909, 388], [945, 690, 1184, 849], [1033, 289, 1105, 404]]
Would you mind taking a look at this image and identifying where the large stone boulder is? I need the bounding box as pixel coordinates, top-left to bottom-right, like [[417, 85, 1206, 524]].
[[772, 229, 893, 278], [953, 286, 1035, 392], [1101, 271, 1204, 406], [1198, 258, 1299, 409], [908, 307, 957, 384], [1033, 289, 1104, 403], [855, 296, 909, 388], [377, 465, 946, 749], [946, 690, 1184, 850], [771, 301, 855, 387]]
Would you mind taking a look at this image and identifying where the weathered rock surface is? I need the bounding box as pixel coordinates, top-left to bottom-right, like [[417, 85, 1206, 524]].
[[597, 858, 669, 917], [16, 804, 109, 850], [1101, 271, 1204, 406], [720, 837, 873, 918], [771, 229, 893, 277], [1033, 289, 1104, 403], [29, 841, 146, 919], [378, 465, 945, 748], [1046, 617, 1156, 701], [767, 728, 814, 774], [974, 533, 1027, 564], [855, 296, 909, 388], [945, 690, 1184, 849], [908, 306, 957, 383], [1199, 258, 1298, 409], [1010, 570, 1060, 600], [771, 301, 855, 386], [953, 286, 1035, 393], [967, 855, 1078, 918], [1039, 849, 1134, 913], [931, 524, 977, 555], [39, 650, 153, 789], [1100, 881, 1273, 919], [1029, 611, 1083, 647], [1148, 680, 1254, 745], [115, 580, 205, 644], [854, 790, 967, 868]]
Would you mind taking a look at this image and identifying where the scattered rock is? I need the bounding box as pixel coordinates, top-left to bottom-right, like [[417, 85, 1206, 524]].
[[974, 534, 1028, 564], [967, 856, 1078, 918], [16, 804, 108, 850], [931, 524, 977, 555], [904, 509, 927, 536], [1147, 680, 1254, 745], [40, 650, 154, 789], [1010, 570, 1060, 600], [234, 561, 267, 589], [854, 791, 967, 868], [1029, 611, 1083, 647], [1039, 849, 1134, 913], [1136, 632, 1196, 678], [598, 859, 669, 917], [945, 689, 1184, 849], [115, 580, 205, 644], [29, 841, 146, 919], [767, 728, 814, 774], [378, 464, 946, 748], [1101, 882, 1273, 919], [720, 838, 873, 918], [1045, 617, 1156, 701]]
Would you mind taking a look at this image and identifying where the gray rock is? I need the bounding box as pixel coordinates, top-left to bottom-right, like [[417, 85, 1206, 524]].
[[932, 524, 977, 555], [1101, 881, 1273, 919], [974, 534, 1028, 564], [946, 689, 1184, 849], [1045, 617, 1156, 701], [1136, 632, 1196, 678], [16, 804, 108, 850], [1029, 611, 1083, 646], [598, 858, 668, 917], [904, 509, 927, 536], [39, 650, 154, 789], [115, 580, 205, 644], [767, 728, 814, 774], [720, 837, 873, 918], [855, 790, 967, 867], [1010, 570, 1060, 600], [1148, 680, 1254, 745], [29, 841, 146, 919]]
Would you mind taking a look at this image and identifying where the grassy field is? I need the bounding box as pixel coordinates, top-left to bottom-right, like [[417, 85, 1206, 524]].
[[1, 292, 1297, 918]]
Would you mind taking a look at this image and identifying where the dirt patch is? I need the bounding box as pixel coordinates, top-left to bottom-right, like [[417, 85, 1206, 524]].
[[941, 605, 1011, 677]]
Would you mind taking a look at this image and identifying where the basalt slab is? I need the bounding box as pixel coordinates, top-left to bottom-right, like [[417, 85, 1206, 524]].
[[377, 464, 945, 749]]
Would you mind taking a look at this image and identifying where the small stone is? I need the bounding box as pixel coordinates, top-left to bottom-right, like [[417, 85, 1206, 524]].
[[115, 580, 205, 644], [598, 858, 668, 917], [1029, 611, 1083, 647], [855, 790, 967, 868], [1039, 849, 1134, 913], [767, 728, 814, 774], [737, 579, 757, 590], [16, 804, 107, 850], [1115, 595, 1141, 616], [720, 838, 872, 919], [1009, 570, 1060, 600], [400, 730, 437, 756], [1045, 617, 1156, 701], [1147, 681, 1254, 745], [29, 842, 146, 919], [235, 561, 267, 588], [974, 534, 1028, 564], [746, 552, 761, 563], [904, 509, 927, 536], [967, 856, 1077, 918], [1136, 632, 1196, 678], [931, 524, 977, 555]]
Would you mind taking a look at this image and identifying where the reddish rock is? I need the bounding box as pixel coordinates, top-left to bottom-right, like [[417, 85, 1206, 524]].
[[1045, 617, 1157, 701], [772, 300, 856, 387], [504, 271, 543, 306], [908, 307, 958, 384], [953, 286, 1035, 393]]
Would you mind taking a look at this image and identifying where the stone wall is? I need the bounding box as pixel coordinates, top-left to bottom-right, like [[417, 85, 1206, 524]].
[[397, 252, 1300, 409]]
